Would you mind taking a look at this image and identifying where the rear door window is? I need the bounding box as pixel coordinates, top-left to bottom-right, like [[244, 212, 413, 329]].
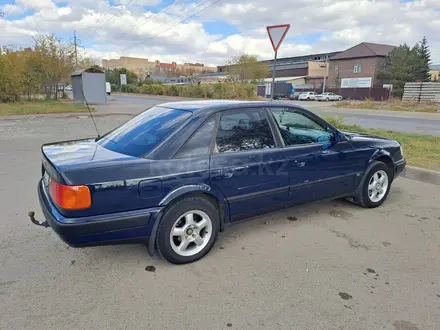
[[215, 108, 275, 153], [97, 106, 191, 157]]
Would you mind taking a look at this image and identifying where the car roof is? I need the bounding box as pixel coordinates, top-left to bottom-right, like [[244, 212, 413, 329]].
[[158, 100, 303, 115]]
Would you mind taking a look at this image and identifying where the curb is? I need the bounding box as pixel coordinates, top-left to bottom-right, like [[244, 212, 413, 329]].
[[401, 166, 440, 185]]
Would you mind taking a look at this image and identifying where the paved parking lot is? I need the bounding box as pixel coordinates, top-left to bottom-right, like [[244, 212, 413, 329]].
[[1, 114, 440, 330]]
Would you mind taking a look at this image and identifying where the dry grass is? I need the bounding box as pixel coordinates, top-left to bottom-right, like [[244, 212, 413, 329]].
[[325, 115, 440, 171], [0, 101, 91, 116], [335, 98, 439, 113]]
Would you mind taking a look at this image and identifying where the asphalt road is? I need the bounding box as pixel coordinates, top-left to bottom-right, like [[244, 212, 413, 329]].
[[1, 114, 440, 330], [107, 94, 440, 136]]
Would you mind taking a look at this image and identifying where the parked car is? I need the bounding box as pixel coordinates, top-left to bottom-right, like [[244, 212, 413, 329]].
[[106, 82, 111, 95], [298, 92, 317, 100], [65, 85, 72, 91], [315, 92, 343, 101], [289, 91, 302, 100], [30, 100, 406, 264]]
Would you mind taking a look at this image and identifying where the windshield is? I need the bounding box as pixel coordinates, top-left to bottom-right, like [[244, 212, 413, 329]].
[[97, 106, 191, 157]]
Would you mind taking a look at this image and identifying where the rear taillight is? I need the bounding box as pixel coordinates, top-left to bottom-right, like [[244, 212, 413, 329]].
[[49, 179, 91, 210]]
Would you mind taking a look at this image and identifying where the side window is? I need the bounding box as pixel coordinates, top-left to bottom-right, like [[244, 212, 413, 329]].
[[175, 116, 216, 158], [215, 108, 275, 153], [268, 107, 334, 146]]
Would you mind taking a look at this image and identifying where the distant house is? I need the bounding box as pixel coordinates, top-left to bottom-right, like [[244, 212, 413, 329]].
[[430, 64, 440, 81], [327, 42, 395, 88]]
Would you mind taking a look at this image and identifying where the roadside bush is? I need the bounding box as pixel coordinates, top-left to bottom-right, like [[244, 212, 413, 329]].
[[110, 83, 119, 92], [121, 84, 140, 93], [138, 83, 257, 100]]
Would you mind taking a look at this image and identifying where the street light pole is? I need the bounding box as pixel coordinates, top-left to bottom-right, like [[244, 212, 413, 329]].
[[322, 54, 328, 94]]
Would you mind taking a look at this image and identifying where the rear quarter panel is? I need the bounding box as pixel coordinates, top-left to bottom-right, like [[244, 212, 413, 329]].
[[57, 156, 212, 218]]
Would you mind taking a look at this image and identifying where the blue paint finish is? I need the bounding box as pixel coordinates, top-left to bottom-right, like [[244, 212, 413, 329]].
[[139, 178, 163, 198], [36, 100, 405, 249]]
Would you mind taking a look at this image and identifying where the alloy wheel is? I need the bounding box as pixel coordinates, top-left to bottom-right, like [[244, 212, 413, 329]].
[[169, 210, 213, 257], [368, 170, 389, 203]]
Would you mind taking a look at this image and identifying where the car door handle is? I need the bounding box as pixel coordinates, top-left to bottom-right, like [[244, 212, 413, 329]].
[[294, 160, 307, 167], [215, 166, 247, 178]]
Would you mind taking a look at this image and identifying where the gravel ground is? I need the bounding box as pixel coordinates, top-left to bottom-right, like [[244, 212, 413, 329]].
[[0, 114, 439, 330]]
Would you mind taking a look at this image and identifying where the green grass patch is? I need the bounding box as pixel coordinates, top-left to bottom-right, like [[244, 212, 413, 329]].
[[335, 99, 439, 113], [0, 101, 91, 116], [325, 115, 440, 171]]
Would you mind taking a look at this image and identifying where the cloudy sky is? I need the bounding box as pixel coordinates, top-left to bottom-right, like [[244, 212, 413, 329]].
[[1, 0, 440, 66]]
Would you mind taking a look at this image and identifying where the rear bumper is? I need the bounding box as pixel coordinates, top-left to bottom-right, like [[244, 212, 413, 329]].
[[35, 179, 162, 247], [394, 158, 406, 178]]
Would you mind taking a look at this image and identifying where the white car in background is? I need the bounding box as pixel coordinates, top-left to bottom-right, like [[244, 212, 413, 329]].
[[315, 92, 343, 101], [298, 91, 318, 101]]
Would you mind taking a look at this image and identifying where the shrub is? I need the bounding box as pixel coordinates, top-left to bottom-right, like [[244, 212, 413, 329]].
[[121, 84, 140, 93], [132, 83, 257, 99], [110, 84, 119, 92]]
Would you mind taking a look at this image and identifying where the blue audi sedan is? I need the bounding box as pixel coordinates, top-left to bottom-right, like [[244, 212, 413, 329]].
[[31, 100, 406, 264]]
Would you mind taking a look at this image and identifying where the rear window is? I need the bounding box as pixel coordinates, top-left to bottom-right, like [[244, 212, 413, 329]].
[[97, 106, 191, 157]]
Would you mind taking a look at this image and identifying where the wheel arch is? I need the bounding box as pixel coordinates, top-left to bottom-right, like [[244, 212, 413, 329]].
[[369, 149, 395, 181], [147, 185, 229, 256]]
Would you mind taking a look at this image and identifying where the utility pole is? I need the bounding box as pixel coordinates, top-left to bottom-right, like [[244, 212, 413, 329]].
[[322, 54, 328, 94], [74, 30, 78, 68]]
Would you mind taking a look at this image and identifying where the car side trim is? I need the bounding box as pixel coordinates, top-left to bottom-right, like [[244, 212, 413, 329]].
[[228, 186, 290, 203], [290, 173, 358, 191]]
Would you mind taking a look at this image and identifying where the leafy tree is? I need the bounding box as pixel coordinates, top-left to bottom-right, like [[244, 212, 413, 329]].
[[105, 68, 138, 89], [377, 38, 432, 97], [31, 34, 76, 100], [413, 36, 431, 82], [224, 54, 269, 83]]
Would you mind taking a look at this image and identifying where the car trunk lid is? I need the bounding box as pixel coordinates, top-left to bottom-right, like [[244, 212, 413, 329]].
[[41, 138, 135, 185]]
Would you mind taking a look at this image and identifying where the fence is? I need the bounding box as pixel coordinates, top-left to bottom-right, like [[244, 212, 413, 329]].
[[402, 82, 440, 102]]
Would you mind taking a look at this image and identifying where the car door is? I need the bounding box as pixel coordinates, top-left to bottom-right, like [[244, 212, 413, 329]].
[[209, 107, 290, 220], [266, 106, 359, 203]]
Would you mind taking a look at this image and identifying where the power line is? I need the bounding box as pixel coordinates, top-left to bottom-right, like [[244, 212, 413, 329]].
[[94, 0, 139, 33], [113, 0, 185, 40], [121, 0, 222, 53]]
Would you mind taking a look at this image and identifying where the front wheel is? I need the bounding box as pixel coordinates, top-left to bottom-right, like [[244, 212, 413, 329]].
[[355, 161, 393, 208], [338, 97, 342, 101], [157, 196, 220, 264]]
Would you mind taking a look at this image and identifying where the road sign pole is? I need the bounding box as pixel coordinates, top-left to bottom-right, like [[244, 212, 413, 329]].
[[266, 24, 290, 101], [270, 51, 278, 101]]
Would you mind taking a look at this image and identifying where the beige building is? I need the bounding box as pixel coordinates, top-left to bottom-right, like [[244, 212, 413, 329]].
[[430, 65, 440, 81], [102, 56, 216, 77]]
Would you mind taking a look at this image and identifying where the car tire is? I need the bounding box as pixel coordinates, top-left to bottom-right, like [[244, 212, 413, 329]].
[[354, 161, 393, 208], [338, 97, 342, 101], [307, 97, 310, 100], [157, 196, 220, 264]]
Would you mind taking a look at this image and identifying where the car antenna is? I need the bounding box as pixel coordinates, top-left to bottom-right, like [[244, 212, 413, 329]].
[[79, 80, 100, 139]]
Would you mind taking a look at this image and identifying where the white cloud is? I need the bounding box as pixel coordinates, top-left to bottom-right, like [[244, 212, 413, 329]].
[[15, 0, 56, 11], [1, 4, 26, 16], [1, 0, 440, 66]]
